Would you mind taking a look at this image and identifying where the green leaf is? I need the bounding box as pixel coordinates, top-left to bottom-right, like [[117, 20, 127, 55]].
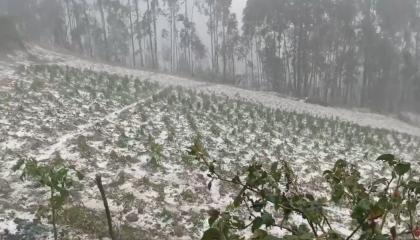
[[406, 180, 419, 190], [270, 162, 278, 172], [377, 196, 392, 210], [233, 187, 246, 208], [251, 229, 282, 239], [331, 184, 344, 203], [209, 164, 215, 174], [252, 201, 266, 212], [351, 199, 371, 224], [407, 199, 418, 211], [251, 217, 263, 232], [370, 234, 390, 240], [327, 231, 345, 240], [394, 163, 410, 176], [376, 154, 396, 166], [261, 212, 275, 228], [201, 228, 223, 240], [368, 204, 385, 220], [251, 229, 267, 239], [283, 224, 314, 240], [231, 216, 246, 230], [405, 180, 420, 194], [334, 159, 348, 169], [208, 209, 220, 226], [266, 193, 281, 210]]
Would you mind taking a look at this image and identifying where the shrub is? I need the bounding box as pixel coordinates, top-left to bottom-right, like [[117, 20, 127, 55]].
[[188, 138, 420, 240]]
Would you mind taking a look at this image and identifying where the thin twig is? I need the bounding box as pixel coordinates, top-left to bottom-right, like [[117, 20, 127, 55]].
[[95, 174, 115, 240]]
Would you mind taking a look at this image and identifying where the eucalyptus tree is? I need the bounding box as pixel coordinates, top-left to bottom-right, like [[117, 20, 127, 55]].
[[163, 0, 180, 72], [106, 0, 130, 64], [134, 0, 145, 67], [128, 0, 136, 67], [144, 0, 157, 68], [151, 0, 159, 68], [97, 0, 110, 60]]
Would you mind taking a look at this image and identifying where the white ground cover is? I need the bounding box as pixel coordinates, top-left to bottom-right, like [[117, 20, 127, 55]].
[[0, 47, 419, 239]]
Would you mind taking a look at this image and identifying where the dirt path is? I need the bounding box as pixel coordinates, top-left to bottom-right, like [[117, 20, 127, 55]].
[[36, 90, 164, 161]]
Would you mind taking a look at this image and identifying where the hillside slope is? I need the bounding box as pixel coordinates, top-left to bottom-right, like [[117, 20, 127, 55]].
[[0, 46, 419, 239], [26, 46, 420, 137]]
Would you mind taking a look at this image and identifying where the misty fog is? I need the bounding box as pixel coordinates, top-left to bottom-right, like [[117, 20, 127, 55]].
[[1, 0, 420, 240]]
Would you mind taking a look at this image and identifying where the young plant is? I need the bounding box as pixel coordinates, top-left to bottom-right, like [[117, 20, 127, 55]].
[[148, 135, 164, 169], [13, 156, 83, 240]]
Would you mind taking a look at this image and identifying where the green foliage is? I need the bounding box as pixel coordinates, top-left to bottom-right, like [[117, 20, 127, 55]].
[[188, 136, 208, 161], [13, 157, 83, 239], [148, 135, 164, 169], [7, 63, 420, 239], [189, 139, 420, 240], [180, 189, 196, 203]]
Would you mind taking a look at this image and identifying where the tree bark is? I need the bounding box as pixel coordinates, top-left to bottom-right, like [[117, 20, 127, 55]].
[[134, 0, 144, 67], [97, 0, 109, 61], [152, 0, 159, 69], [128, 0, 136, 67], [146, 0, 155, 67]]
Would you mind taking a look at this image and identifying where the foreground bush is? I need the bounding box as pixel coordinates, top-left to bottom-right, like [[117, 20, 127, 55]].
[[188, 138, 420, 240]]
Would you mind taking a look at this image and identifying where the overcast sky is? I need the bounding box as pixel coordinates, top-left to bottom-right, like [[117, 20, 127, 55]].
[[231, 0, 246, 24]]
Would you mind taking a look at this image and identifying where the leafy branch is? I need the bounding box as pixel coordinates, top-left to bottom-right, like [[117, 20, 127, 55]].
[[187, 137, 420, 240]]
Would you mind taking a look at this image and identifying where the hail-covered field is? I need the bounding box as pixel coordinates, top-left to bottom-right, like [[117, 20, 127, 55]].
[[1, 49, 420, 239]]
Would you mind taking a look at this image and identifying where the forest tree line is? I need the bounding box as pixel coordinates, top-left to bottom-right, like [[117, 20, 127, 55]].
[[1, 0, 420, 114]]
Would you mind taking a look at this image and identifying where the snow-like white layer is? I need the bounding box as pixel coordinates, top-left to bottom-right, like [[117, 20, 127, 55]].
[[36, 91, 163, 161], [0, 46, 419, 239], [28, 46, 420, 137]]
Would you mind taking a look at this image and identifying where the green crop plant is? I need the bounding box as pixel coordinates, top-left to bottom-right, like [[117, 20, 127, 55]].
[[13, 157, 83, 240]]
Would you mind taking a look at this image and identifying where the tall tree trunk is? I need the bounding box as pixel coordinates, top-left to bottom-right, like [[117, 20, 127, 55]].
[[222, 11, 227, 81], [209, 1, 215, 72], [128, 0, 136, 67], [214, 11, 219, 74], [170, 7, 174, 72], [98, 0, 109, 61], [360, 0, 372, 107], [190, 0, 195, 76], [65, 0, 73, 43], [70, 0, 85, 54], [134, 0, 144, 67], [82, 0, 93, 57], [184, 0, 190, 69], [146, 0, 155, 67], [416, 0, 420, 68], [232, 53, 235, 83], [169, 2, 176, 72], [152, 0, 159, 69], [250, 38, 255, 84]]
